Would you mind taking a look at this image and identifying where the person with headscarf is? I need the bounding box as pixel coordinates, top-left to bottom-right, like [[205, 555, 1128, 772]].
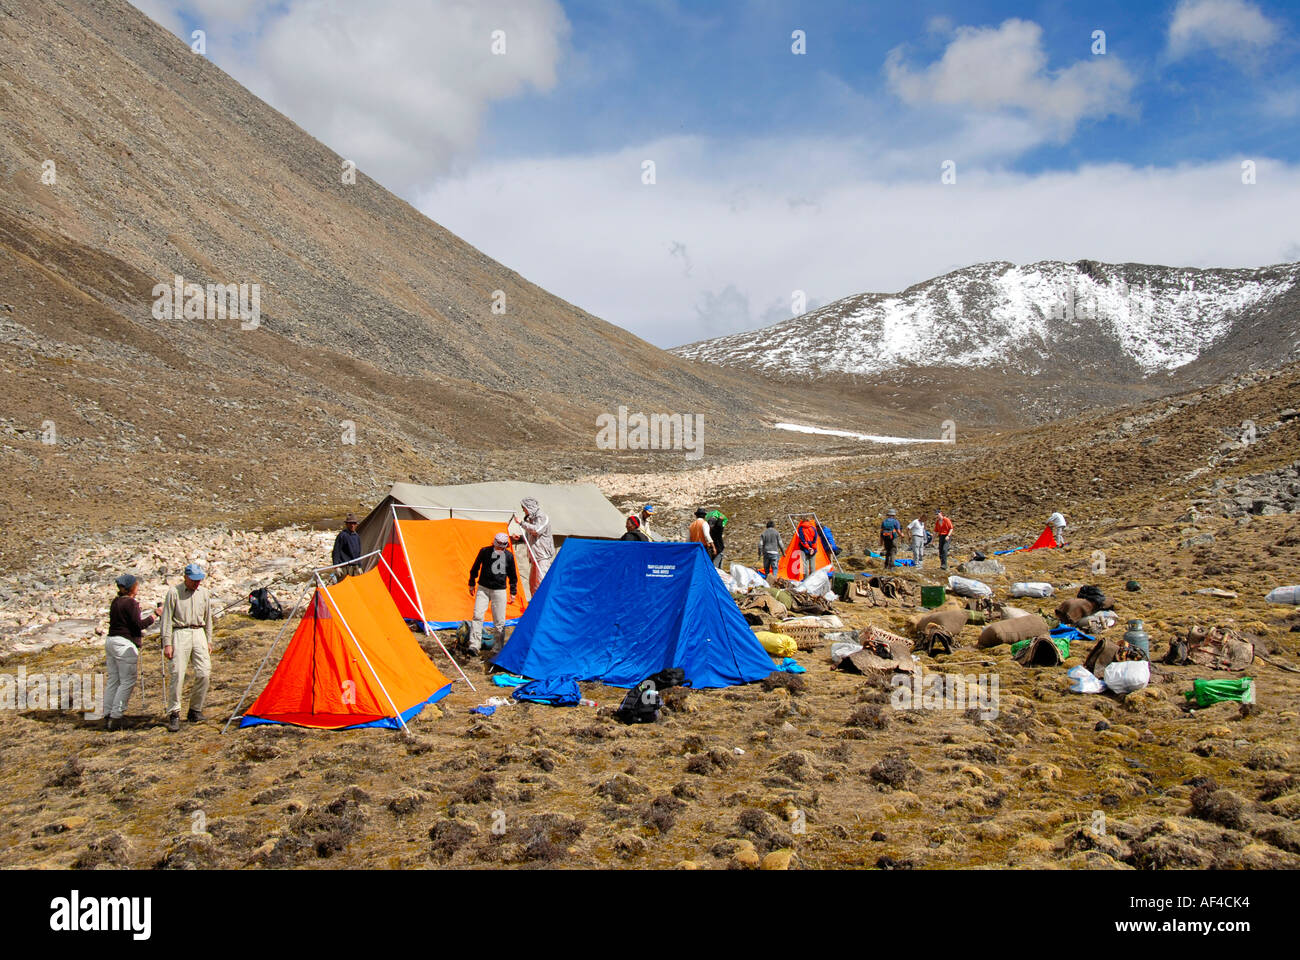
[[468, 532, 518, 655], [105, 573, 162, 731], [621, 515, 649, 541], [516, 497, 555, 595]]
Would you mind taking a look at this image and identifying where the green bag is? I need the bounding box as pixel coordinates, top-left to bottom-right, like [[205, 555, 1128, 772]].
[[1183, 677, 1255, 708]]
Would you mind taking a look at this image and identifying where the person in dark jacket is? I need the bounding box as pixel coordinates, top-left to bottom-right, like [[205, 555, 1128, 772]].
[[467, 532, 518, 655], [708, 510, 728, 568], [105, 573, 161, 730], [331, 513, 362, 571], [621, 515, 650, 541]]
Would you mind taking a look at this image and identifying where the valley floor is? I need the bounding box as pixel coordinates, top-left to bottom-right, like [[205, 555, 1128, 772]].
[[1, 455, 1298, 870]]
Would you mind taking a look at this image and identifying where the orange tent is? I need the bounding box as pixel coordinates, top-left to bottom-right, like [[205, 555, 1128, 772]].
[[380, 515, 527, 628], [1026, 526, 1058, 550], [240, 567, 452, 730], [779, 523, 832, 580]]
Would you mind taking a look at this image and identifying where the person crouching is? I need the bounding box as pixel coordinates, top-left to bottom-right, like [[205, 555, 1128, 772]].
[[468, 533, 518, 656]]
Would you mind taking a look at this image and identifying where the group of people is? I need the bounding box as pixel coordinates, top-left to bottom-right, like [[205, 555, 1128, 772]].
[[879, 509, 955, 569], [100, 495, 1070, 730], [102, 563, 213, 733]]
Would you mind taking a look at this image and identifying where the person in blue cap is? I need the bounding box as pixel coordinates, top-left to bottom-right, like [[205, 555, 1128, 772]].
[[160, 562, 214, 732], [638, 504, 659, 541]]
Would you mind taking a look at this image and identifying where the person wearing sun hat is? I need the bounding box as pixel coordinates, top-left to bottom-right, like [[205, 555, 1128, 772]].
[[104, 573, 162, 731], [467, 533, 518, 656], [160, 562, 213, 732], [331, 512, 362, 573]]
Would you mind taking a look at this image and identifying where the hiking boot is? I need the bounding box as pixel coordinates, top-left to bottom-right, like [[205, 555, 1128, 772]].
[[105, 716, 119, 732], [167, 712, 181, 733], [187, 708, 204, 723]]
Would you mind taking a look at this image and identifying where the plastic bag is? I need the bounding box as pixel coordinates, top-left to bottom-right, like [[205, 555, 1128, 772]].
[[1265, 586, 1300, 605], [830, 641, 863, 665], [1078, 610, 1119, 633], [1184, 676, 1255, 707], [948, 575, 992, 598], [729, 563, 769, 591], [1010, 582, 1054, 598], [1067, 664, 1105, 694], [1103, 660, 1150, 695], [799, 567, 836, 599]]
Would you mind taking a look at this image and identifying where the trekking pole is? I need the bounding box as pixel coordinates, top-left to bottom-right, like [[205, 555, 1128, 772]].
[[160, 648, 169, 716]]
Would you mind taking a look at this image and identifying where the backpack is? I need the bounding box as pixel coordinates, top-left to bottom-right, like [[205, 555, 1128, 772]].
[[649, 667, 687, 689], [1078, 585, 1108, 609], [248, 587, 284, 621], [615, 680, 662, 724]]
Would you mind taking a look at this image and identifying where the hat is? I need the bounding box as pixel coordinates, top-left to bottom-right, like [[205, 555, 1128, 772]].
[[493, 533, 509, 548], [642, 504, 655, 514], [887, 508, 897, 517], [184, 563, 206, 581], [627, 515, 641, 527], [344, 512, 359, 524], [115, 573, 137, 590]]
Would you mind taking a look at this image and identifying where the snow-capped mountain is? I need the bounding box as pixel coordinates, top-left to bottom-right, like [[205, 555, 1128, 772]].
[[673, 260, 1300, 382]]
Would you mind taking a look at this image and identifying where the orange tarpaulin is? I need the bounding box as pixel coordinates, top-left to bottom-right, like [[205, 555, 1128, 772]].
[[241, 566, 452, 729], [380, 516, 527, 627], [1026, 526, 1058, 550], [780, 523, 832, 580]]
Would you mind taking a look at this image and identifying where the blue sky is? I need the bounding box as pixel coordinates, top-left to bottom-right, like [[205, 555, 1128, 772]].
[[133, 0, 1300, 346]]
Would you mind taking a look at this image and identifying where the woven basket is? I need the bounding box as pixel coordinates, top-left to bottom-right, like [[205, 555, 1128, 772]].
[[772, 621, 824, 642]]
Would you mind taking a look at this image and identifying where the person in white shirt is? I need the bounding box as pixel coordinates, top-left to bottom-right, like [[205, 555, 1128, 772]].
[[907, 515, 926, 564], [1048, 511, 1067, 547]]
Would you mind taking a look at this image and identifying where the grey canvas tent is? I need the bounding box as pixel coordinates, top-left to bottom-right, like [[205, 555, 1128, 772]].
[[357, 481, 627, 557]]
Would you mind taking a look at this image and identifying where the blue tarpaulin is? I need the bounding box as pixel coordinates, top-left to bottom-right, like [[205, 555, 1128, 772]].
[[492, 539, 776, 688]]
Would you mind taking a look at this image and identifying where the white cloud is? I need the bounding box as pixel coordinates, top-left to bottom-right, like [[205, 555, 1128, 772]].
[[129, 0, 184, 35], [885, 18, 1135, 139], [417, 138, 1300, 348], [1168, 0, 1280, 64], [131, 0, 569, 194]]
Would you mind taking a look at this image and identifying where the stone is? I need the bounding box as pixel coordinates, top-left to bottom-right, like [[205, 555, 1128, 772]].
[[958, 559, 1005, 576], [760, 848, 795, 870]]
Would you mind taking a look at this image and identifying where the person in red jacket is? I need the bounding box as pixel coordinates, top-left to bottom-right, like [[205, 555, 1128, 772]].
[[934, 509, 954, 570], [795, 519, 819, 579]]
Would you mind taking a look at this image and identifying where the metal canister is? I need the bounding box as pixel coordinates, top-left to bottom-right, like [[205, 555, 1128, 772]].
[[1124, 619, 1150, 659]]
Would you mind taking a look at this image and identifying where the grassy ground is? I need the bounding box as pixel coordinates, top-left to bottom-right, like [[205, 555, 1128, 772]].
[[2, 512, 1296, 870]]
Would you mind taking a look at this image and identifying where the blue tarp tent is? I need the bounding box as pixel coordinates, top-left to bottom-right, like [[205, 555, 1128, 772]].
[[492, 539, 776, 688]]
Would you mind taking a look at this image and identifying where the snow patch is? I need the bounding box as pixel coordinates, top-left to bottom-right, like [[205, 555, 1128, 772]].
[[771, 422, 945, 444]]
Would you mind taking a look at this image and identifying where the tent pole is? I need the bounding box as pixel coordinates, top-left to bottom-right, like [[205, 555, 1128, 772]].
[[390, 509, 477, 692], [376, 551, 477, 693], [318, 574, 412, 737], [221, 581, 311, 734]]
